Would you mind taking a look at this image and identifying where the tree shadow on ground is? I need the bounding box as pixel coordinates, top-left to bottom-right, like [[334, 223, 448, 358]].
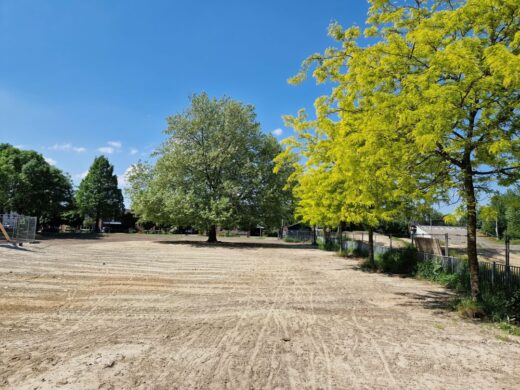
[[0, 243, 31, 251], [394, 290, 456, 312], [37, 233, 104, 241], [344, 259, 457, 314], [156, 240, 317, 250]]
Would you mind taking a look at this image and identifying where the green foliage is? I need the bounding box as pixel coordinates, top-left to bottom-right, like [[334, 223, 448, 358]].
[[375, 247, 417, 274], [505, 202, 520, 239], [76, 156, 124, 230], [456, 297, 485, 319], [317, 240, 340, 251], [479, 187, 520, 239], [416, 260, 471, 292], [0, 143, 73, 223], [127, 93, 294, 240], [417, 259, 519, 323], [279, 0, 520, 300]]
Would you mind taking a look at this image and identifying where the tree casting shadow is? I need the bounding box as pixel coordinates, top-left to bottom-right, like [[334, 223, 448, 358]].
[[156, 240, 316, 250], [37, 233, 104, 241]]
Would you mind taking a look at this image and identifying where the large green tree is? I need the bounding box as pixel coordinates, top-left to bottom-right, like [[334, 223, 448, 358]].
[[76, 156, 124, 232], [282, 0, 519, 300], [0, 144, 73, 224], [127, 93, 294, 242]]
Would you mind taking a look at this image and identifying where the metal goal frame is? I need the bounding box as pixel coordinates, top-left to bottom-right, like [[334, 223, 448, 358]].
[[0, 214, 37, 246]]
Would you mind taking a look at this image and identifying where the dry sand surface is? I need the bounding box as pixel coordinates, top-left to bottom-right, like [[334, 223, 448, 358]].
[[1, 235, 519, 389]]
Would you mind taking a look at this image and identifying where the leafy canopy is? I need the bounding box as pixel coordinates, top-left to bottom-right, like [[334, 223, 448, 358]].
[[0, 143, 73, 223], [76, 156, 124, 223], [278, 0, 519, 298], [128, 93, 294, 234]]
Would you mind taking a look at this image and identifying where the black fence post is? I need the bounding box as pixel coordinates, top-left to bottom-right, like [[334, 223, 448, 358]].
[[505, 235, 511, 291], [491, 261, 496, 288]]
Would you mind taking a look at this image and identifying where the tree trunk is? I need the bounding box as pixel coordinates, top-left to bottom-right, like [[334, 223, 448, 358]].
[[464, 167, 480, 301], [368, 227, 374, 266], [495, 217, 499, 240], [207, 225, 217, 243], [338, 223, 343, 250], [95, 213, 101, 233]]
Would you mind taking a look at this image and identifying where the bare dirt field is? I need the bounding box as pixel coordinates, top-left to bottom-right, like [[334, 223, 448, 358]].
[[1, 235, 519, 389]]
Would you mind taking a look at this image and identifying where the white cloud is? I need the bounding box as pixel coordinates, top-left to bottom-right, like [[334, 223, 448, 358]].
[[72, 170, 89, 181], [108, 141, 122, 149], [272, 128, 283, 137], [44, 157, 56, 166], [97, 146, 114, 154], [50, 143, 86, 153], [129, 148, 138, 155], [117, 165, 135, 188]]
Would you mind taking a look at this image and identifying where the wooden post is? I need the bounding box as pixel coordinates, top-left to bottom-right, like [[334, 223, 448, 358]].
[[444, 233, 449, 257], [0, 223, 11, 242], [389, 234, 392, 250]]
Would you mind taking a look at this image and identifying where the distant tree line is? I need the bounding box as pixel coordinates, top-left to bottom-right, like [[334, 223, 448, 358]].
[[479, 188, 520, 239], [0, 144, 124, 232]]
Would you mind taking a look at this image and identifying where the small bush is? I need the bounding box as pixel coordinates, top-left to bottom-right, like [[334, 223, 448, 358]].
[[456, 297, 485, 319], [416, 260, 470, 293], [374, 248, 417, 274], [341, 244, 369, 258], [480, 291, 511, 322], [318, 240, 340, 251], [507, 289, 520, 322]]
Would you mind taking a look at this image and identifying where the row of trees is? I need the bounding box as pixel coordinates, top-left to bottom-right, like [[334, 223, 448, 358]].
[[0, 144, 124, 232], [480, 187, 520, 239], [275, 0, 519, 301]]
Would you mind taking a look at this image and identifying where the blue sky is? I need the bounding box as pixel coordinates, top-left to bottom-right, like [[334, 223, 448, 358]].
[[0, 0, 370, 191]]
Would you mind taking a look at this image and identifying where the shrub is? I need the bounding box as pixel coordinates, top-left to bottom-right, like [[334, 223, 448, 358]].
[[456, 297, 485, 319], [416, 260, 470, 293], [318, 240, 340, 251], [374, 248, 417, 274]]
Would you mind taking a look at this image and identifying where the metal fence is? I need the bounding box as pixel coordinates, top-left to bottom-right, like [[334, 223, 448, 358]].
[[284, 229, 314, 242], [0, 214, 37, 244], [317, 232, 520, 294]]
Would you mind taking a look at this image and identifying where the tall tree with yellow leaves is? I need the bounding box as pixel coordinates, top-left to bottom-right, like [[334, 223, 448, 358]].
[[279, 0, 519, 299]]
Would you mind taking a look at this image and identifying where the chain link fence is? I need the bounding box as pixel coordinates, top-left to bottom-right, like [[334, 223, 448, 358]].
[[0, 214, 37, 245]]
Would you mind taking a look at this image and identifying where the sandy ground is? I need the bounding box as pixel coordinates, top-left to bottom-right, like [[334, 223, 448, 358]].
[[1, 235, 519, 390]]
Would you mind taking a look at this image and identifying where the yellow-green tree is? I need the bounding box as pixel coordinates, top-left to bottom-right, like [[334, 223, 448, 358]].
[[281, 0, 519, 299]]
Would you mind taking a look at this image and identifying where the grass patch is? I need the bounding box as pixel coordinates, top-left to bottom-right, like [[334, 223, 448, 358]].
[[284, 237, 309, 243], [455, 297, 485, 319], [496, 321, 520, 336]]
